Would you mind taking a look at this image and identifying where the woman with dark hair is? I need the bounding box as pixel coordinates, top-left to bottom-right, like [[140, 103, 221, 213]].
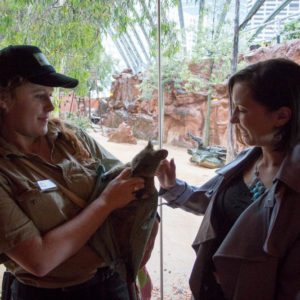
[[157, 58, 300, 300], [0, 45, 145, 300]]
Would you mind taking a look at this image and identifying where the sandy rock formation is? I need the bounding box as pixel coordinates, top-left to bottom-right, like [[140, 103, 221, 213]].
[[109, 69, 142, 111], [108, 122, 137, 144], [103, 39, 300, 148], [243, 39, 300, 64], [106, 67, 229, 148]]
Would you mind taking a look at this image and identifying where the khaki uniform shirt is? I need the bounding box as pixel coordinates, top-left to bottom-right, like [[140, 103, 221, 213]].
[[0, 122, 118, 288]]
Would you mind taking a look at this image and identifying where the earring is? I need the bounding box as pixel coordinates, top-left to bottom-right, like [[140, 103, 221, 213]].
[[0, 101, 8, 112], [272, 131, 283, 145]]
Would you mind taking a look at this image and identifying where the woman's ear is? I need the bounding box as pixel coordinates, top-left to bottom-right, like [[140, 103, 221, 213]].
[[0, 91, 12, 112], [275, 106, 291, 127], [0, 99, 9, 112]]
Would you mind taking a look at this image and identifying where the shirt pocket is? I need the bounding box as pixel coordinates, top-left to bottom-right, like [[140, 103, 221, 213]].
[[60, 161, 97, 200], [16, 187, 79, 233]]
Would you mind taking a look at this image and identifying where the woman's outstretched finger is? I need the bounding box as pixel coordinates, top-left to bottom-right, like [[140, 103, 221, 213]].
[[116, 167, 132, 179]]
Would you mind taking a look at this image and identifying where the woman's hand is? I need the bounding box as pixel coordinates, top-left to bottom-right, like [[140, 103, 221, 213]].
[[156, 158, 176, 190], [5, 170, 144, 277], [99, 168, 145, 211]]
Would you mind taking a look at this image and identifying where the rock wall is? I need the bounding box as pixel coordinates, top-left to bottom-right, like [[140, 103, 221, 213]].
[[242, 39, 300, 64], [103, 70, 229, 148], [161, 82, 229, 148], [101, 39, 300, 147]]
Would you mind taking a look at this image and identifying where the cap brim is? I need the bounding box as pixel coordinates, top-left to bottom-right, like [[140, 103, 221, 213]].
[[29, 72, 78, 88]]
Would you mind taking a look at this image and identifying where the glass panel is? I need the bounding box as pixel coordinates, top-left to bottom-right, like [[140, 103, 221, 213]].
[[2, 1, 299, 299], [148, 1, 231, 298]]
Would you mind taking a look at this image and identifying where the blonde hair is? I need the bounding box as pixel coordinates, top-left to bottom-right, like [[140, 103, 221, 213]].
[[0, 78, 92, 163], [49, 118, 92, 163], [0, 76, 25, 102]]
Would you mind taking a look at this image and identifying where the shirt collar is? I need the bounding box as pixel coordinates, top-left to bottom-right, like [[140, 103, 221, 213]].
[[0, 120, 62, 158]]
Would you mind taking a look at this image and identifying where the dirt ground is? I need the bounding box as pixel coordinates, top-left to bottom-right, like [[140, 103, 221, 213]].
[[0, 128, 216, 299]]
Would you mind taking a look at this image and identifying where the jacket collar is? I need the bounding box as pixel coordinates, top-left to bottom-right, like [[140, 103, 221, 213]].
[[277, 143, 300, 194], [216, 147, 260, 178], [216, 144, 300, 194]]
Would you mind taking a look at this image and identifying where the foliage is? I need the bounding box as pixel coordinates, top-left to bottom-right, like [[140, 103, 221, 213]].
[[181, 72, 208, 93], [0, 0, 181, 97], [281, 19, 300, 40], [140, 57, 182, 100], [0, 0, 149, 96], [190, 53, 232, 86], [64, 113, 91, 130], [140, 0, 243, 100], [88, 52, 115, 93], [148, 22, 181, 58], [139, 57, 208, 100], [190, 19, 236, 83], [119, 0, 181, 59], [51, 94, 61, 117]]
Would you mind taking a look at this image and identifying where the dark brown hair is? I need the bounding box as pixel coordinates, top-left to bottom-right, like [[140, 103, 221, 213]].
[[228, 58, 300, 150]]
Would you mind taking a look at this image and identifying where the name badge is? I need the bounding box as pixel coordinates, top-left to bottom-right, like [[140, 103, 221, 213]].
[[36, 179, 58, 192]]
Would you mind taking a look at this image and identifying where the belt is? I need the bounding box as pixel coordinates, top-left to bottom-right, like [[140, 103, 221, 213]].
[[13, 267, 115, 294], [62, 267, 115, 292]]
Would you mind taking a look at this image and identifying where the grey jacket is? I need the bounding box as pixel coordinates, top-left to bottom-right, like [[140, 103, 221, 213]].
[[162, 145, 300, 300]]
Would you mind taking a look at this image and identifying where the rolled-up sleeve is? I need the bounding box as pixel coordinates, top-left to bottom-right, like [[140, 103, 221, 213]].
[[0, 178, 40, 254]]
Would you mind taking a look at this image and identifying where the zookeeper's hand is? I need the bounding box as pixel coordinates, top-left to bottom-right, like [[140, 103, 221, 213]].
[[156, 158, 176, 190], [99, 168, 144, 211]]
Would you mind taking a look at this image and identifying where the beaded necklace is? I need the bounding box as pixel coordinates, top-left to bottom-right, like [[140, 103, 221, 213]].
[[249, 160, 267, 201]]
